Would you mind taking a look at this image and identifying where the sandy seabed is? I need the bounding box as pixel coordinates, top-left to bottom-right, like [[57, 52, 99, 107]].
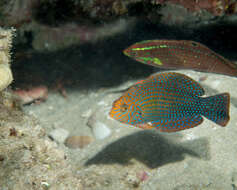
[[1, 70, 236, 190]]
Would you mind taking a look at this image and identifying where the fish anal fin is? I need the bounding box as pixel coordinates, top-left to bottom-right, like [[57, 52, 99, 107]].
[[136, 123, 154, 129], [150, 115, 204, 132]]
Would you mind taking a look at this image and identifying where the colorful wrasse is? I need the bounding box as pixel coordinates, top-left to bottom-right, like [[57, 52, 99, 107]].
[[124, 40, 237, 77], [109, 72, 230, 132]]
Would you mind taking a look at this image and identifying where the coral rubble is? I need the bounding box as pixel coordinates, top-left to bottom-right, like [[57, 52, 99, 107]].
[[153, 0, 234, 16], [0, 92, 83, 189]]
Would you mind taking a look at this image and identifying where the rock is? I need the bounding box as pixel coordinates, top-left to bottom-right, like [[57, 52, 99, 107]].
[[0, 113, 83, 189], [48, 128, 69, 144], [13, 85, 48, 105], [0, 27, 14, 91], [89, 121, 112, 140], [64, 135, 94, 149], [81, 109, 92, 118], [231, 172, 237, 189], [87, 108, 113, 140]]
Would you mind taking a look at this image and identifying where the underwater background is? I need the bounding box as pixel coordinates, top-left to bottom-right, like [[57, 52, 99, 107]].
[[1, 0, 237, 189]]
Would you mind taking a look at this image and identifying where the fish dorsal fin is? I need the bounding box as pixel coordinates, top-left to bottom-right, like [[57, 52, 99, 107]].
[[141, 72, 205, 96]]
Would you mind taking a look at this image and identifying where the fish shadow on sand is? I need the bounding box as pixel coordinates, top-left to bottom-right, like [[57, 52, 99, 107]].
[[85, 130, 210, 169]]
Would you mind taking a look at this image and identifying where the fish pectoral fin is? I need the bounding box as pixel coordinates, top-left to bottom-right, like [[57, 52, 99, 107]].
[[151, 115, 204, 132], [136, 123, 154, 129]]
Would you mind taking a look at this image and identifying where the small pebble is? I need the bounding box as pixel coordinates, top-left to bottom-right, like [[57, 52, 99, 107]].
[[2, 98, 15, 108], [87, 110, 112, 140], [81, 109, 92, 118], [232, 172, 237, 188], [184, 132, 196, 141], [0, 155, 5, 161], [90, 121, 111, 140], [13, 85, 48, 105], [64, 136, 93, 149], [198, 75, 208, 81], [97, 100, 107, 106], [48, 106, 54, 110], [48, 128, 69, 143], [136, 171, 149, 182]]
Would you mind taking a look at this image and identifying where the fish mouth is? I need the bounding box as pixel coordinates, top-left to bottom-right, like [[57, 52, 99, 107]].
[[108, 110, 113, 118], [109, 98, 121, 119], [123, 49, 129, 56], [109, 109, 122, 122]]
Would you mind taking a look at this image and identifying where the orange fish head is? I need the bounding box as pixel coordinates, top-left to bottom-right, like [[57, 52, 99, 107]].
[[109, 94, 144, 126]]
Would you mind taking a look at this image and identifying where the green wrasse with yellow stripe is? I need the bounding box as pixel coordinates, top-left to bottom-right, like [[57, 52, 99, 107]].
[[124, 40, 237, 77]]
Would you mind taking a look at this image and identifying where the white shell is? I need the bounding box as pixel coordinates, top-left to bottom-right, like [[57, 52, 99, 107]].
[[91, 121, 111, 140], [48, 128, 69, 143]]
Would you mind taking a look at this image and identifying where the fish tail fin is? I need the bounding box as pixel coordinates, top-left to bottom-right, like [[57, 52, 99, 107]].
[[201, 93, 230, 126]]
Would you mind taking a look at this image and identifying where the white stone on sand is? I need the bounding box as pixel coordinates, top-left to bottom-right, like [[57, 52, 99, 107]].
[[90, 121, 111, 140], [48, 128, 69, 143]]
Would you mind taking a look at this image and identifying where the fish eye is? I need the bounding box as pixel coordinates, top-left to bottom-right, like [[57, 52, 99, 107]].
[[120, 104, 129, 112], [136, 110, 142, 116], [191, 42, 198, 46], [130, 51, 137, 56]]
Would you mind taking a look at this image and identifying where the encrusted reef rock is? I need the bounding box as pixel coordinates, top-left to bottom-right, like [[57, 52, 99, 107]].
[[0, 27, 14, 91], [1, 0, 237, 52], [0, 91, 83, 189]]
